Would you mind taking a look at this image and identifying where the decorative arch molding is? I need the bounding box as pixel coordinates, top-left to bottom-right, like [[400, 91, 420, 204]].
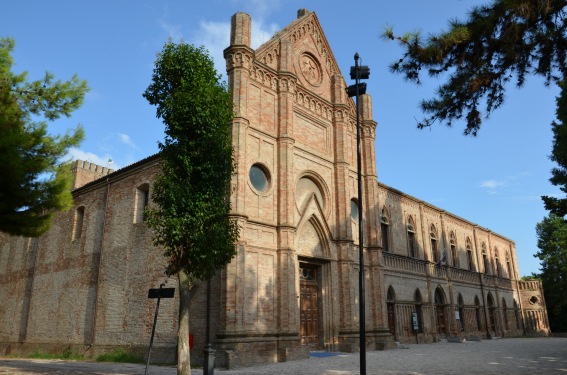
[[296, 214, 332, 259], [434, 285, 447, 305], [486, 292, 495, 307], [294, 170, 332, 218], [386, 285, 396, 302]]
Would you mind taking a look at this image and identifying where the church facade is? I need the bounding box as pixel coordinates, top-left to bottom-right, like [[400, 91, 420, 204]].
[[0, 9, 550, 369]]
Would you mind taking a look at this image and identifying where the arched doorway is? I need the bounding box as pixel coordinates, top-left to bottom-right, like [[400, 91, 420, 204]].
[[487, 293, 496, 334], [434, 287, 448, 337], [513, 300, 521, 330], [457, 294, 465, 333], [295, 209, 332, 350], [414, 289, 423, 337], [475, 296, 482, 332], [502, 298, 509, 332], [386, 286, 396, 339]]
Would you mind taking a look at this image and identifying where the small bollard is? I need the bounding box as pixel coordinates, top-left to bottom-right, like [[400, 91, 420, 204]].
[[203, 344, 215, 375]]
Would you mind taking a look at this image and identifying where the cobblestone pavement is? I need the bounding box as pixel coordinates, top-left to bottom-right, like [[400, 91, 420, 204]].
[[1, 337, 566, 375]]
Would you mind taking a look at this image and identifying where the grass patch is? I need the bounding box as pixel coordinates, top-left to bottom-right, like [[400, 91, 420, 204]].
[[96, 348, 143, 364], [10, 348, 84, 360]]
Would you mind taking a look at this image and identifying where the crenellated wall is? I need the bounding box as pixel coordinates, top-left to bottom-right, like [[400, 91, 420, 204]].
[[71, 160, 114, 189]]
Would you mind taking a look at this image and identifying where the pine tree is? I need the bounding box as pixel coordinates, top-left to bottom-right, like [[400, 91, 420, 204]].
[[542, 83, 567, 215], [385, 0, 566, 135], [534, 214, 567, 332], [0, 38, 87, 237]]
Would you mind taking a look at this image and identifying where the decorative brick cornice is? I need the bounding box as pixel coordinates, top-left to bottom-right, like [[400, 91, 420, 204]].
[[400, 196, 420, 210], [224, 47, 254, 72], [294, 86, 333, 121], [361, 123, 376, 138], [278, 75, 297, 94], [249, 64, 278, 90]]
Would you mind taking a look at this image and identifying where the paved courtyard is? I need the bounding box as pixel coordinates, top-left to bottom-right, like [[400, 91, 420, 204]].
[[1, 337, 566, 375]]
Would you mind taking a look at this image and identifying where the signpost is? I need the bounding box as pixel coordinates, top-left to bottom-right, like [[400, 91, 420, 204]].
[[145, 284, 175, 375]]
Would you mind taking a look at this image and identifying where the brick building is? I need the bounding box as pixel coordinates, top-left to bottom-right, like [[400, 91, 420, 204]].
[[0, 9, 550, 369]]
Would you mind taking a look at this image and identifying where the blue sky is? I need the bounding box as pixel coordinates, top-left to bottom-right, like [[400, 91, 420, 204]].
[[1, 0, 561, 276]]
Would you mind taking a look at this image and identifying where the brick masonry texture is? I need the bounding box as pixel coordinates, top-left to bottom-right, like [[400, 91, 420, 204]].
[[0, 8, 550, 370]]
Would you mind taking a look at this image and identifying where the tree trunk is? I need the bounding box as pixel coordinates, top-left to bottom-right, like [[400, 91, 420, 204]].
[[177, 270, 192, 375]]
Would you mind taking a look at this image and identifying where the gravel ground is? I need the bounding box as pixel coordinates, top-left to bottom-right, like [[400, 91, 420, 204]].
[[1, 337, 566, 375]]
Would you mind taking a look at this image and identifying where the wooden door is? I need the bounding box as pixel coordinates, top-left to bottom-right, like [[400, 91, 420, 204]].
[[387, 303, 396, 338], [436, 305, 447, 336], [488, 308, 496, 333], [300, 266, 319, 348]]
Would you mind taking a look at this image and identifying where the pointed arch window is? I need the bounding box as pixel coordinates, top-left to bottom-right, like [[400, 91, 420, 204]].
[[380, 207, 390, 252], [466, 237, 474, 271], [450, 232, 458, 267], [134, 183, 150, 223], [495, 247, 502, 277], [506, 253, 512, 279], [407, 216, 417, 258], [351, 198, 359, 244], [482, 243, 490, 274], [73, 206, 85, 241], [430, 224, 439, 264]]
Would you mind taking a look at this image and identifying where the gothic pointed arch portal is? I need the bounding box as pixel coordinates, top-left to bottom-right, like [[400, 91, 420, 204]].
[[434, 286, 448, 337], [487, 293, 497, 334], [297, 215, 334, 350], [386, 286, 397, 339]]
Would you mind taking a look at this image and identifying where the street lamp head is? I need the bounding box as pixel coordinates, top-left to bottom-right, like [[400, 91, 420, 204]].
[[350, 65, 370, 80], [346, 82, 367, 97]]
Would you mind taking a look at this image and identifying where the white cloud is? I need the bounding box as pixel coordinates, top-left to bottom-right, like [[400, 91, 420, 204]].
[[191, 20, 231, 77], [250, 20, 280, 48], [65, 148, 117, 169], [189, 18, 280, 80], [228, 0, 285, 19], [117, 133, 138, 149], [159, 19, 184, 42], [480, 180, 506, 189], [479, 172, 532, 195]]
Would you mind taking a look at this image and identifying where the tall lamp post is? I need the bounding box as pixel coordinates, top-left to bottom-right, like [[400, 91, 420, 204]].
[[204, 278, 215, 375], [346, 52, 370, 375]]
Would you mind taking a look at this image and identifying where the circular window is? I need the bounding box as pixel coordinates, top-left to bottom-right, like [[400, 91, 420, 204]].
[[249, 164, 269, 192], [351, 199, 359, 221], [529, 296, 539, 305]]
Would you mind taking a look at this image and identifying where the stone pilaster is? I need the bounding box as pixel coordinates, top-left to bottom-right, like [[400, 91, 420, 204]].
[[275, 38, 299, 336], [225, 13, 254, 217], [331, 74, 350, 241]]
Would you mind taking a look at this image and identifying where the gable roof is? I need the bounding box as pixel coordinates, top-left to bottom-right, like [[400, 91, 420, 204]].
[[253, 9, 351, 108]]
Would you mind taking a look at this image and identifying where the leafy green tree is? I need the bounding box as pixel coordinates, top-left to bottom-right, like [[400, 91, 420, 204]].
[[534, 214, 567, 332], [542, 82, 567, 215], [385, 0, 566, 136], [0, 38, 87, 237], [143, 42, 239, 375]]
